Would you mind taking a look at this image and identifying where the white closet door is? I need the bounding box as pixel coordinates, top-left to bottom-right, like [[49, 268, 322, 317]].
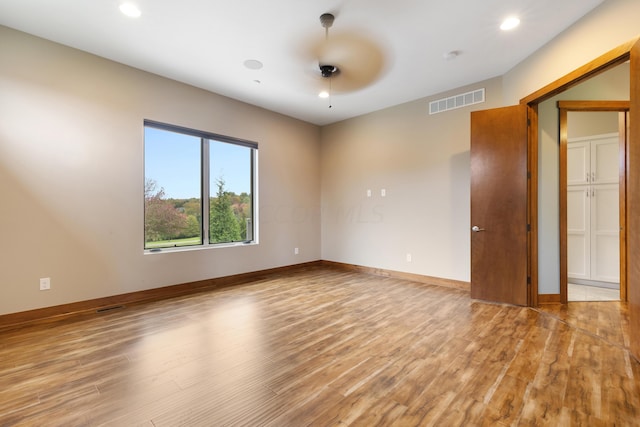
[[591, 184, 620, 282], [567, 142, 590, 185], [592, 137, 619, 184], [567, 185, 590, 280]]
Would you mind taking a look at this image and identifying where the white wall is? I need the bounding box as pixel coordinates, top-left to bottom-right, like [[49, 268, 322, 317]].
[[0, 26, 321, 315]]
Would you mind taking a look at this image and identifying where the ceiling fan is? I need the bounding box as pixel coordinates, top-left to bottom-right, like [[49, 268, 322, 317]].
[[318, 13, 340, 80], [302, 12, 387, 98]]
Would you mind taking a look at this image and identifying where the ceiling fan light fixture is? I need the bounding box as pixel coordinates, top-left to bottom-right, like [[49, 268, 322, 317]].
[[318, 90, 330, 98]]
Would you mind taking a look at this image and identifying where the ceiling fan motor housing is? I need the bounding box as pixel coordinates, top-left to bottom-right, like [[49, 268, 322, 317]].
[[320, 64, 338, 78], [320, 13, 335, 29]]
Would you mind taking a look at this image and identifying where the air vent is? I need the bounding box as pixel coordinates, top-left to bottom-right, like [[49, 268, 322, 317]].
[[429, 88, 485, 115]]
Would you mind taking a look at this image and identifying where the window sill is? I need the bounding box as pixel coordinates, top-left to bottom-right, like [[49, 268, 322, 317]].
[[144, 241, 257, 255]]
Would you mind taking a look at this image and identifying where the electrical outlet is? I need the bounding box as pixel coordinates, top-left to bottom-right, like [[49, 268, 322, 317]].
[[381, 189, 386, 197], [406, 253, 412, 262], [39, 277, 51, 291], [366, 189, 372, 198], [294, 247, 299, 255]]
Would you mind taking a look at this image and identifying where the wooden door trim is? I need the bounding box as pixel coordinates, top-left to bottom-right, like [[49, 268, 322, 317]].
[[558, 103, 629, 304], [628, 39, 640, 360], [620, 112, 629, 302], [520, 37, 637, 106], [527, 105, 539, 307], [559, 108, 569, 304], [518, 38, 637, 310], [558, 101, 631, 111]]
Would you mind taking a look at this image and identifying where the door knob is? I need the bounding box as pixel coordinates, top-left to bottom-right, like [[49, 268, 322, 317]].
[[471, 225, 485, 232]]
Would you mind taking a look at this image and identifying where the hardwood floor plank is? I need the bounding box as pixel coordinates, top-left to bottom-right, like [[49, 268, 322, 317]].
[[433, 394, 486, 426], [1, 265, 639, 425], [348, 398, 408, 427], [394, 390, 457, 427], [517, 384, 567, 426], [481, 374, 529, 425]]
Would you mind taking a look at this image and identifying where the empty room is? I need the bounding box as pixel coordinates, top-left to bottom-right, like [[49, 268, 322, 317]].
[[1, 0, 640, 425]]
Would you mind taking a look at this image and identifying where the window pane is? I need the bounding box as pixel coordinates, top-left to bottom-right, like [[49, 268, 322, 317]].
[[209, 141, 253, 244], [144, 127, 202, 249]]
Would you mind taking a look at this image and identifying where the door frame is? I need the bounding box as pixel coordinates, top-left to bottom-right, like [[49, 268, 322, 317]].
[[519, 36, 639, 308], [558, 101, 630, 303]]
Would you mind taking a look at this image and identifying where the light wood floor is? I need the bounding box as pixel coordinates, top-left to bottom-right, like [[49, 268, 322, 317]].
[[1, 265, 638, 426]]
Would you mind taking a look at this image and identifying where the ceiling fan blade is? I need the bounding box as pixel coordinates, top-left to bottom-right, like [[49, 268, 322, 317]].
[[303, 30, 388, 93]]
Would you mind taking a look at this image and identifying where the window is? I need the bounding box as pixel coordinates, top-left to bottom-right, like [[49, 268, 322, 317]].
[[144, 120, 257, 250]]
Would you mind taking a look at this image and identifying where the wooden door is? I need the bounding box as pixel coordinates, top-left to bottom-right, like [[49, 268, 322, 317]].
[[470, 105, 529, 305]]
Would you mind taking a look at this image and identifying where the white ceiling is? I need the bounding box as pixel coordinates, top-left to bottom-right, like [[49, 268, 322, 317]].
[[0, 0, 604, 126]]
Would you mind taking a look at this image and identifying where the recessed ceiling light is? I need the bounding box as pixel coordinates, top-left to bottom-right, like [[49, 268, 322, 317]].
[[244, 59, 263, 70], [443, 50, 459, 60], [119, 3, 141, 18], [318, 91, 329, 99], [500, 16, 520, 31]]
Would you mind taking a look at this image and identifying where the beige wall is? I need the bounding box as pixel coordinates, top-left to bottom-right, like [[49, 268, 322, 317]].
[[0, 26, 321, 315], [321, 0, 638, 287], [503, 0, 640, 105], [320, 77, 503, 281], [2, 0, 639, 315], [567, 112, 619, 139]]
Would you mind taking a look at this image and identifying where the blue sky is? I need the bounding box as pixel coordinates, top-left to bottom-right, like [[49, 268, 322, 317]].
[[145, 127, 251, 199]]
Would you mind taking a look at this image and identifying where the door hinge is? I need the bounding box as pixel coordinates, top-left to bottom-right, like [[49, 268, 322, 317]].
[[527, 171, 531, 179], [527, 276, 531, 285], [527, 118, 531, 126], [527, 224, 531, 232]]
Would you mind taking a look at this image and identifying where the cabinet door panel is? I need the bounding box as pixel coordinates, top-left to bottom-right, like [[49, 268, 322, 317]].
[[567, 142, 589, 185], [593, 137, 619, 184], [567, 185, 590, 280], [591, 184, 620, 282]]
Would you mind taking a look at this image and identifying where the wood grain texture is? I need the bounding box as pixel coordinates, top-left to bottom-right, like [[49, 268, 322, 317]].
[[538, 294, 561, 304], [559, 107, 569, 305], [520, 37, 638, 105], [619, 112, 629, 302], [557, 101, 630, 111], [628, 38, 640, 361], [0, 261, 469, 331], [527, 104, 539, 307], [1, 266, 638, 425], [470, 105, 529, 306]]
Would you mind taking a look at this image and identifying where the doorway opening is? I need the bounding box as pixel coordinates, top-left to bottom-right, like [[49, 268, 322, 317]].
[[559, 104, 629, 303]]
